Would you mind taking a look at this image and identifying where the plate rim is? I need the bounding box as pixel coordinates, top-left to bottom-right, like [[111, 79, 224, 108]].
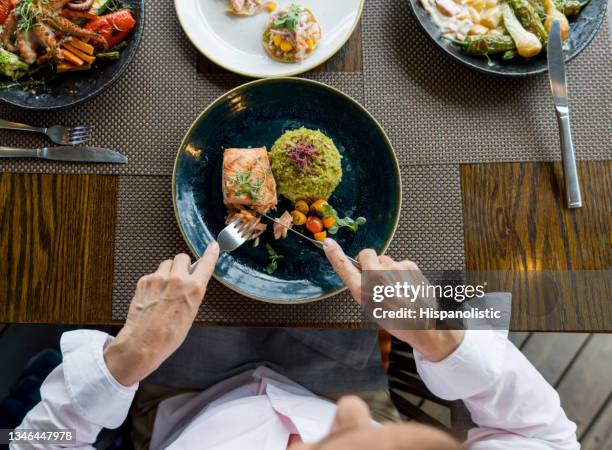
[[0, 0, 145, 111], [405, 0, 608, 77], [172, 76, 403, 303], [174, 0, 365, 78]]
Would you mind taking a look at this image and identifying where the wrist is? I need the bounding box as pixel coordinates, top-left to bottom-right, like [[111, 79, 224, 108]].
[[103, 337, 148, 386], [410, 330, 465, 362]]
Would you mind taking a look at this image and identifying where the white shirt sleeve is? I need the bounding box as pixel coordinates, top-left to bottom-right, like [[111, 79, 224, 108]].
[[414, 330, 579, 450], [11, 330, 138, 450]]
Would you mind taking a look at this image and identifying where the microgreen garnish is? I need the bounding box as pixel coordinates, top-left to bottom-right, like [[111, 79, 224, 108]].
[[272, 5, 302, 32], [232, 171, 264, 202], [321, 204, 367, 235], [265, 244, 284, 274], [15, 0, 40, 32]]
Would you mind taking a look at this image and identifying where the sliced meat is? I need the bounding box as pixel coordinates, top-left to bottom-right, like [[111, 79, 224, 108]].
[[228, 0, 269, 15], [41, 11, 108, 48], [33, 22, 59, 63], [222, 147, 277, 214], [226, 207, 268, 246], [17, 30, 37, 64], [273, 211, 293, 240], [1, 13, 18, 52]]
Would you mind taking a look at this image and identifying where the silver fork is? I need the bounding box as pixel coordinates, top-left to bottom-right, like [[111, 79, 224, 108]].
[[0, 119, 92, 145], [189, 217, 259, 273]]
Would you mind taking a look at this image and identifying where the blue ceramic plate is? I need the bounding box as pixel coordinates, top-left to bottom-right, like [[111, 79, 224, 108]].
[[173, 78, 401, 303]]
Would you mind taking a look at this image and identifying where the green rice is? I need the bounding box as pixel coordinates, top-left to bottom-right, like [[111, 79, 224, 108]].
[[269, 127, 342, 203]]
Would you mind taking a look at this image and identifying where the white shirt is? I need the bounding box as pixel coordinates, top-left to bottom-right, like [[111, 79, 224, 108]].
[[13, 329, 579, 450]]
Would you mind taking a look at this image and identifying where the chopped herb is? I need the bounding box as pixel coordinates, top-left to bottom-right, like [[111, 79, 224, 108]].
[[15, 0, 39, 32], [272, 5, 302, 32], [321, 204, 367, 235], [265, 244, 284, 274], [232, 171, 264, 202], [105, 0, 130, 12]]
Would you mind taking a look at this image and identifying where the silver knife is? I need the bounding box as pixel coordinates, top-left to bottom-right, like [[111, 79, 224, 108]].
[[548, 20, 582, 208], [259, 212, 361, 269], [0, 146, 128, 164]]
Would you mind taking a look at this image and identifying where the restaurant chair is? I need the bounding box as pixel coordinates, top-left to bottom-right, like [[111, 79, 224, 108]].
[[380, 332, 474, 441]]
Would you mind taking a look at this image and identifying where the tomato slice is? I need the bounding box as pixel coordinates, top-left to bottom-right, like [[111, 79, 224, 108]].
[[85, 9, 136, 48], [0, 0, 14, 25]]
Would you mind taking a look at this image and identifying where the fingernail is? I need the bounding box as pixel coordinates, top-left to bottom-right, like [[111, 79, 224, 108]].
[[208, 241, 219, 251], [324, 238, 335, 247]]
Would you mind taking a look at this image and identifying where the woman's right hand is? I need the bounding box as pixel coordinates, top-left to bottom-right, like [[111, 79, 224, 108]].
[[323, 239, 464, 362]]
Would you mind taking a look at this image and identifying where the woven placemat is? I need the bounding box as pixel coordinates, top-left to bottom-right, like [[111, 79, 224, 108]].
[[362, 0, 611, 165], [111, 166, 464, 323]]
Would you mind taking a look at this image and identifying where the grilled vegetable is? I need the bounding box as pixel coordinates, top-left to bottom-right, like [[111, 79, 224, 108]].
[[294, 200, 309, 215], [543, 0, 570, 41], [554, 0, 585, 15], [502, 49, 518, 60], [501, 3, 543, 57], [0, 48, 29, 80], [84, 9, 136, 48], [458, 34, 516, 55], [95, 51, 120, 60], [528, 0, 546, 20], [508, 0, 548, 43]]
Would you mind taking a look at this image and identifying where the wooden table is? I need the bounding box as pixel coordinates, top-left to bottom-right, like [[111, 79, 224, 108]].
[[1, 29, 610, 330]]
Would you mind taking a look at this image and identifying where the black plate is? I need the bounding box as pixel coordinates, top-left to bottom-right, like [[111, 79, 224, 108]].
[[0, 0, 144, 111], [406, 0, 607, 76]]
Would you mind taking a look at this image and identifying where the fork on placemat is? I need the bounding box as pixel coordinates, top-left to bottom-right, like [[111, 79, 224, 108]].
[[189, 216, 259, 273], [0, 119, 92, 145]]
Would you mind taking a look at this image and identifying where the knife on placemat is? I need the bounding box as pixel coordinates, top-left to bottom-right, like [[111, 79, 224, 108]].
[[0, 146, 128, 164], [548, 20, 582, 208]]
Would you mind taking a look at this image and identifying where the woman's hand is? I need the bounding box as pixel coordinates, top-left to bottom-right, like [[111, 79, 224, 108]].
[[103, 243, 220, 386], [323, 239, 464, 362]]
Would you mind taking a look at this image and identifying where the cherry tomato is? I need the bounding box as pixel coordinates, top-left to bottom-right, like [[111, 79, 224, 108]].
[[294, 200, 309, 215], [306, 216, 324, 234], [310, 199, 328, 216], [313, 231, 327, 242], [291, 210, 307, 226], [322, 215, 336, 229]]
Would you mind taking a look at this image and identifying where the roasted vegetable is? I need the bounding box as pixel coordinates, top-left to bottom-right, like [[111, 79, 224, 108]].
[[458, 34, 516, 55], [95, 51, 120, 60], [507, 0, 548, 43], [0, 48, 29, 80], [528, 0, 546, 20], [84, 9, 136, 48], [543, 0, 570, 41], [554, 0, 586, 15], [501, 3, 543, 57], [502, 49, 519, 60]]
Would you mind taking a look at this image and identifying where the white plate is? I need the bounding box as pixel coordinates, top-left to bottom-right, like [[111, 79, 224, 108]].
[[175, 0, 364, 77]]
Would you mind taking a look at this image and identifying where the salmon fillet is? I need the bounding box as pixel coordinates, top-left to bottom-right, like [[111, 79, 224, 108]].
[[222, 147, 277, 214]]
